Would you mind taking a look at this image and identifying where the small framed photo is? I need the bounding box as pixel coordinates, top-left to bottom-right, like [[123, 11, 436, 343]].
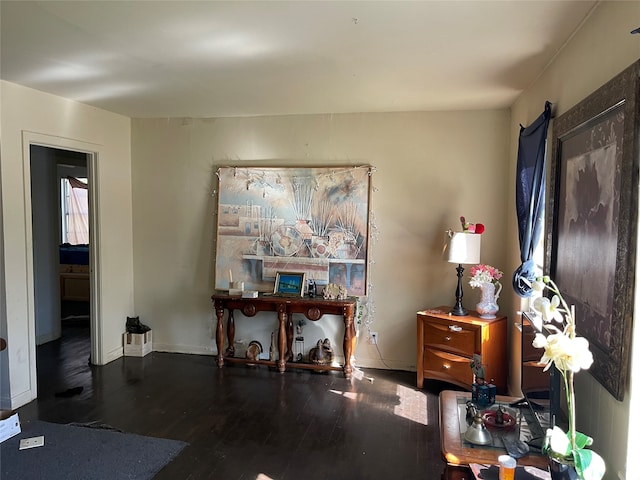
[[274, 271, 306, 297]]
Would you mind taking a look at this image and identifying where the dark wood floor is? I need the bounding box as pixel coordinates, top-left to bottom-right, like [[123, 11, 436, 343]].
[[17, 319, 452, 480]]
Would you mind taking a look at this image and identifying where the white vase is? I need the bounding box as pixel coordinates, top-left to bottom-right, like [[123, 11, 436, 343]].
[[476, 282, 501, 319]]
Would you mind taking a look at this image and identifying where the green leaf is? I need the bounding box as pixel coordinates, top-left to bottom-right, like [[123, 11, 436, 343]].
[[573, 448, 606, 480], [567, 432, 593, 448], [573, 430, 594, 449]]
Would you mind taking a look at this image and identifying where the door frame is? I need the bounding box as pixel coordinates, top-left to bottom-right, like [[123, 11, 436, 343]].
[[22, 131, 102, 397]]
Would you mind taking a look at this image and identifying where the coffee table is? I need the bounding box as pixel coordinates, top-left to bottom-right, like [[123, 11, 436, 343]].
[[439, 390, 548, 479]]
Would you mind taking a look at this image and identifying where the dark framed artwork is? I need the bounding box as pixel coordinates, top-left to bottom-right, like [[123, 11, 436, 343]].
[[274, 272, 306, 296], [215, 165, 372, 296], [545, 60, 639, 401]]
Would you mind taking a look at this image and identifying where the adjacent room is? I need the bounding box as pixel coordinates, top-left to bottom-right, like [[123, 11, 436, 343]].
[[1, 2, 639, 479]]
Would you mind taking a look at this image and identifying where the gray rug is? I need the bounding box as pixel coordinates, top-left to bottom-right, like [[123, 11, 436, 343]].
[[1, 420, 187, 480]]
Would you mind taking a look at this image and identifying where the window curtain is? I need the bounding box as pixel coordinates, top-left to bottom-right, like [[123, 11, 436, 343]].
[[512, 101, 552, 297], [67, 176, 89, 245]]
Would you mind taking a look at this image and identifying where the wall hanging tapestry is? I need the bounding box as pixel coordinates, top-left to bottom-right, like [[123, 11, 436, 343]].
[[215, 165, 372, 296]]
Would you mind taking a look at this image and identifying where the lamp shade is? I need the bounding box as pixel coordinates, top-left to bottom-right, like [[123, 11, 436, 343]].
[[444, 232, 481, 264]]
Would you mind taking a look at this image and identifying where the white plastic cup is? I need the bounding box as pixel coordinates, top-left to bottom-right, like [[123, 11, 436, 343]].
[[498, 455, 516, 480]]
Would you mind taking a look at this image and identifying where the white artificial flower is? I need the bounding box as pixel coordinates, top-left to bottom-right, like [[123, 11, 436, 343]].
[[532, 333, 547, 349], [540, 332, 571, 371], [532, 295, 564, 323], [536, 333, 593, 373], [566, 336, 594, 373]]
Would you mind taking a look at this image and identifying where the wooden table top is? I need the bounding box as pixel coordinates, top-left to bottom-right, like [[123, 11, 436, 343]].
[[439, 390, 548, 469]]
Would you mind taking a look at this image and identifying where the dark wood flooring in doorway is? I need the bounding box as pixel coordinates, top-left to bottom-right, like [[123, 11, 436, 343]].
[[17, 324, 451, 480]]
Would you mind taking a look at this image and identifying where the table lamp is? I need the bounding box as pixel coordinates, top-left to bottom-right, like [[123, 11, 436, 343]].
[[444, 231, 481, 316]]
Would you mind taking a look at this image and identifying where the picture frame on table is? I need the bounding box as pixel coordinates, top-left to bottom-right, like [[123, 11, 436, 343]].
[[274, 272, 307, 297], [545, 59, 639, 401]]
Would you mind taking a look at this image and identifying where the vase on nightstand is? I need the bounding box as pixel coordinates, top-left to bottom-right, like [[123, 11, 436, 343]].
[[476, 282, 501, 319]]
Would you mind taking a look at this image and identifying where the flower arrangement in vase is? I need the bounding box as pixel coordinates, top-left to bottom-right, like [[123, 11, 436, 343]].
[[468, 264, 503, 318], [529, 276, 605, 480]]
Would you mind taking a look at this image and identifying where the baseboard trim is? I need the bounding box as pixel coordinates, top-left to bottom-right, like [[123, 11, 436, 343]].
[[103, 346, 124, 364], [36, 329, 61, 346], [5, 387, 35, 410], [152, 343, 215, 356], [353, 357, 415, 371]]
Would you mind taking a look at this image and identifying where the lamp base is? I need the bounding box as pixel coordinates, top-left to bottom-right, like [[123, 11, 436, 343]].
[[451, 263, 468, 316], [450, 304, 468, 316]]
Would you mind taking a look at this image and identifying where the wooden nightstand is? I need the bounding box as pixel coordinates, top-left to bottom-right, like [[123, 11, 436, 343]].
[[417, 307, 507, 394]]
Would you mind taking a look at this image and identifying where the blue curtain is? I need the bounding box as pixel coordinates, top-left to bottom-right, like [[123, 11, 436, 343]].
[[512, 101, 552, 297]]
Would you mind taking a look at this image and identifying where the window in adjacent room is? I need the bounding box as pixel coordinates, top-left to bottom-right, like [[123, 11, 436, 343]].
[[61, 176, 89, 244]]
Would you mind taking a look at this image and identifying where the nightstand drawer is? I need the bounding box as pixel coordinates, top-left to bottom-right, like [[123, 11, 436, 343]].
[[423, 348, 473, 387], [423, 319, 478, 357]]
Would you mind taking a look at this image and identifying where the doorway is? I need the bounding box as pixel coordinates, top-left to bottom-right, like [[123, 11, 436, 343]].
[[28, 143, 99, 368]]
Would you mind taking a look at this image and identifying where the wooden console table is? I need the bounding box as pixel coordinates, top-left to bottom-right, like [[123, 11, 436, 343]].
[[211, 293, 357, 379]]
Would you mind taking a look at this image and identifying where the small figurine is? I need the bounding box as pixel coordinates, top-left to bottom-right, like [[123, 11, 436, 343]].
[[470, 353, 485, 383], [465, 401, 477, 426], [495, 405, 505, 425], [309, 338, 335, 365], [470, 353, 495, 407], [245, 340, 263, 362], [323, 283, 348, 300], [294, 336, 305, 362], [296, 319, 306, 335]]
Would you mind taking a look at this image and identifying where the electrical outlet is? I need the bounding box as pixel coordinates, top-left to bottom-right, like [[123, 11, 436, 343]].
[[19, 436, 45, 450], [369, 332, 378, 345]]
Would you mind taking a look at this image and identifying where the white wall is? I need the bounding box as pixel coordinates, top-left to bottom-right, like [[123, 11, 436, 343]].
[[30, 146, 61, 345], [0, 140, 8, 406], [0, 80, 133, 409], [131, 110, 511, 370], [508, 2, 640, 479]]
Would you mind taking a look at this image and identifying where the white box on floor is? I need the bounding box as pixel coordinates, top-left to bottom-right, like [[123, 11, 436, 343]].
[[123, 331, 152, 357], [0, 411, 21, 443]]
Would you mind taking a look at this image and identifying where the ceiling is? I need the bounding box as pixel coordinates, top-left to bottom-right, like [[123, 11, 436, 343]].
[[1, 1, 601, 119]]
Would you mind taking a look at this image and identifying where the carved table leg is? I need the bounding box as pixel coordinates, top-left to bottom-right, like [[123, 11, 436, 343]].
[[214, 301, 225, 368], [285, 312, 294, 362], [226, 310, 235, 357], [277, 305, 287, 373], [342, 304, 356, 379]]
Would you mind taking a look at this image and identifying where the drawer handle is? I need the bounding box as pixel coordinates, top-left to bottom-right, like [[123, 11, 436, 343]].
[[448, 325, 462, 332], [444, 336, 451, 342], [442, 364, 450, 370]]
